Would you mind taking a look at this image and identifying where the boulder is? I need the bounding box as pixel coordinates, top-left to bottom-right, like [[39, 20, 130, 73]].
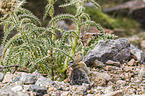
[[83, 38, 131, 66], [131, 44, 145, 63], [27, 85, 47, 96], [0, 87, 18, 96], [20, 73, 36, 84], [12, 72, 37, 84], [35, 76, 53, 87]]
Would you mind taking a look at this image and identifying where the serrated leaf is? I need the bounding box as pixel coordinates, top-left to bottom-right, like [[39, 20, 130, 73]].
[[84, 20, 103, 32], [75, 6, 85, 18], [19, 14, 41, 26], [2, 33, 21, 59], [89, 0, 101, 10], [18, 8, 33, 15], [2, 25, 16, 46], [59, 1, 77, 7], [81, 13, 90, 21], [49, 14, 78, 25], [43, 4, 53, 20]]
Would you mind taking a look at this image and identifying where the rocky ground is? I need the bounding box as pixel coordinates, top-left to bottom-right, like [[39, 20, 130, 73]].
[[0, 38, 145, 96], [0, 59, 144, 96], [0, 0, 145, 95]]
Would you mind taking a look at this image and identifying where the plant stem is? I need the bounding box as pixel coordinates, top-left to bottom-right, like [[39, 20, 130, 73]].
[[63, 16, 82, 71], [49, 0, 55, 80]]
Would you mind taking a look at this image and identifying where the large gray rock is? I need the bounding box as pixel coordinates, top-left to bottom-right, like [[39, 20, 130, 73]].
[[11, 86, 23, 92], [12, 72, 36, 84], [84, 38, 131, 66], [27, 85, 47, 96], [0, 87, 18, 96], [20, 73, 36, 84], [131, 44, 145, 63], [35, 76, 53, 87], [2, 72, 17, 83], [32, 70, 43, 79]]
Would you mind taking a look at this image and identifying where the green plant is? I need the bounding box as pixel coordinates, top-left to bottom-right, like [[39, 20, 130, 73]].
[[0, 0, 115, 80]]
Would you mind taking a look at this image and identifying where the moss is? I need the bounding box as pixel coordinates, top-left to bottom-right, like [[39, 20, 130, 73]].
[[85, 8, 117, 29], [85, 7, 140, 36], [66, 7, 140, 36]]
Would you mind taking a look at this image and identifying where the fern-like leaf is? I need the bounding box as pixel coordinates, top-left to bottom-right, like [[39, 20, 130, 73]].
[[59, 1, 77, 7], [33, 55, 51, 67], [75, 6, 85, 18], [82, 20, 103, 33], [81, 13, 90, 21], [89, 0, 101, 10], [49, 14, 78, 25], [18, 8, 34, 15], [2, 25, 16, 46], [19, 18, 31, 27], [18, 14, 41, 26], [54, 48, 73, 61], [43, 4, 53, 20], [2, 33, 21, 59]]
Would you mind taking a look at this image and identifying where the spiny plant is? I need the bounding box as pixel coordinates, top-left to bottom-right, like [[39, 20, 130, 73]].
[[55, 0, 115, 70], [0, 0, 74, 79], [0, 0, 53, 75], [0, 0, 115, 80]]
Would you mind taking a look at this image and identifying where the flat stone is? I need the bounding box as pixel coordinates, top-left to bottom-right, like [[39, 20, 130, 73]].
[[20, 73, 36, 84], [92, 76, 106, 86], [104, 86, 114, 94], [138, 68, 145, 78], [116, 80, 126, 86], [11, 86, 23, 92], [103, 90, 123, 96], [84, 38, 130, 67], [105, 60, 120, 66], [127, 59, 135, 66], [17, 92, 29, 96], [93, 60, 105, 68], [2, 72, 15, 83], [87, 94, 94, 96], [35, 76, 53, 87], [0, 87, 18, 96], [61, 91, 70, 96], [103, 66, 113, 71], [92, 72, 111, 81], [12, 72, 27, 83], [124, 66, 135, 72], [27, 85, 47, 96]]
